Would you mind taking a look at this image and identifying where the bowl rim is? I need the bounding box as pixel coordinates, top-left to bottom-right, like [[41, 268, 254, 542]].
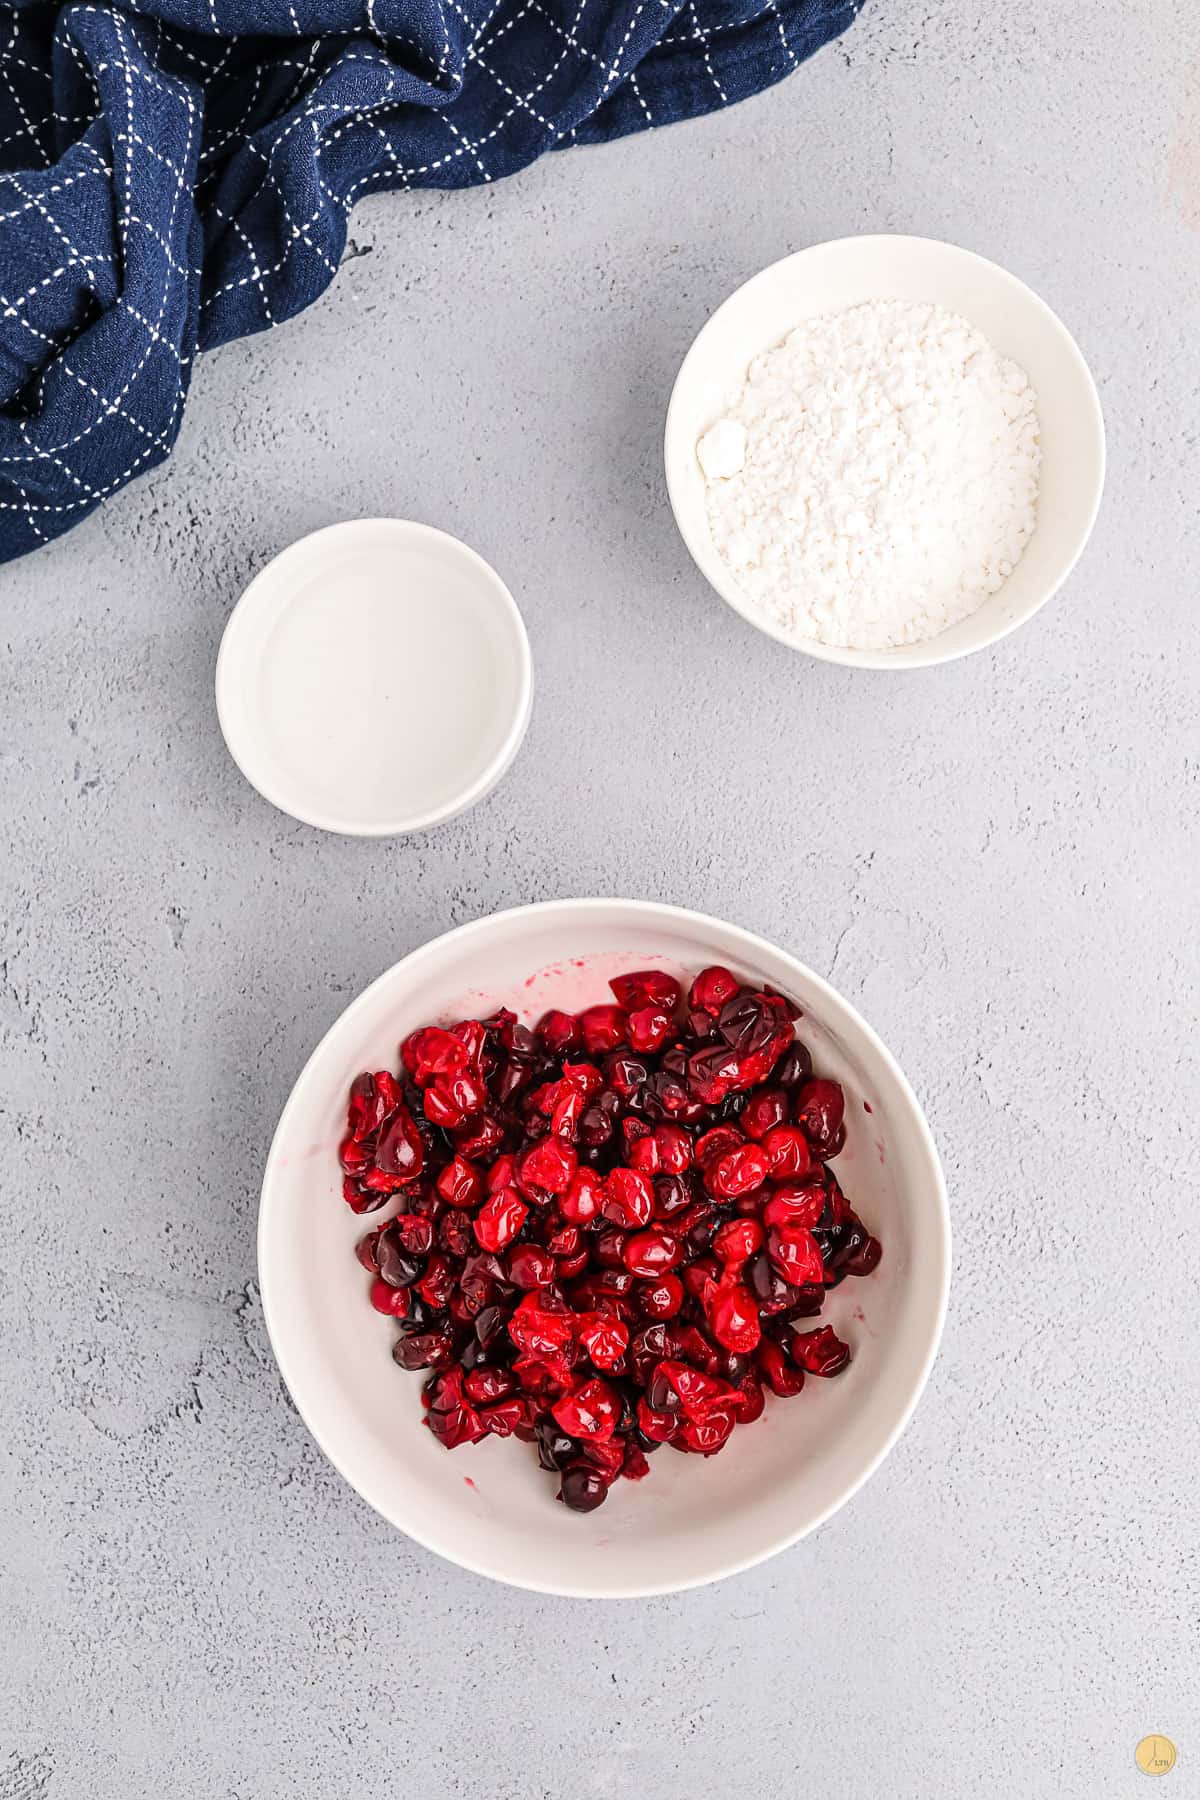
[[214, 517, 534, 837], [257, 897, 952, 1597], [664, 232, 1107, 671]]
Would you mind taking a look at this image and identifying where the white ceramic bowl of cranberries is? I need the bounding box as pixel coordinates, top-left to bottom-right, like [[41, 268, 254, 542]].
[[665, 234, 1105, 669], [258, 899, 950, 1597]]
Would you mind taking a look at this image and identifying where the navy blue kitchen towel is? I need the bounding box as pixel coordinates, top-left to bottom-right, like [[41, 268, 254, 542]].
[[0, 0, 860, 559]]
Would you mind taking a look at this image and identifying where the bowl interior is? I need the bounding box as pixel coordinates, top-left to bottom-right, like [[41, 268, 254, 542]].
[[665, 235, 1105, 668], [259, 901, 948, 1596], [217, 519, 531, 835]]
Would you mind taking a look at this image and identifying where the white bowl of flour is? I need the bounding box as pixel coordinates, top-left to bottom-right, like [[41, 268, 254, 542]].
[[665, 236, 1104, 668]]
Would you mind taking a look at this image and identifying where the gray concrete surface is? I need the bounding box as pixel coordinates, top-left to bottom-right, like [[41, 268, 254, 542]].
[[2, 0, 1198, 1794]]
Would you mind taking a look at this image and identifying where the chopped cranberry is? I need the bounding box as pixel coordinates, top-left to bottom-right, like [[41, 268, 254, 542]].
[[707, 1282, 762, 1353], [755, 1339, 806, 1397], [507, 1244, 556, 1289], [392, 1330, 454, 1370], [600, 1166, 654, 1229], [473, 1188, 528, 1252], [369, 1277, 409, 1318], [557, 1464, 609, 1511], [787, 1325, 851, 1376], [621, 1228, 682, 1279], [635, 1273, 684, 1319], [795, 1079, 846, 1154], [626, 1006, 672, 1055], [515, 1137, 577, 1202], [712, 1217, 764, 1265], [704, 1142, 769, 1200], [560, 1166, 603, 1224], [767, 1224, 826, 1287], [761, 1123, 813, 1180], [552, 1378, 620, 1440], [609, 970, 682, 1013], [579, 1314, 629, 1369], [739, 1087, 789, 1140], [578, 1004, 628, 1057], [762, 1180, 826, 1230], [689, 965, 741, 1015], [536, 1009, 581, 1057], [345, 965, 876, 1509], [355, 1230, 382, 1272], [436, 1155, 484, 1210], [373, 1098, 425, 1182], [627, 1133, 661, 1175]]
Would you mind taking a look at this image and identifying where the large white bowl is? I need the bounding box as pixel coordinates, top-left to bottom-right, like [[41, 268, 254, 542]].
[[665, 235, 1105, 669], [258, 900, 950, 1596]]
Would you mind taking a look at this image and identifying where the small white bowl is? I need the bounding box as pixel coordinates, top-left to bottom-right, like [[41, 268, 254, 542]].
[[257, 898, 950, 1597], [665, 235, 1105, 669], [216, 519, 532, 835]]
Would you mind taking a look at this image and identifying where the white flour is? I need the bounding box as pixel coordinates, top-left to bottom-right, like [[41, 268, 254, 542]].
[[698, 301, 1041, 649]]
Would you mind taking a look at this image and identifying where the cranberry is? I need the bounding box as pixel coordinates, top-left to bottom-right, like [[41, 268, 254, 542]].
[[373, 1098, 425, 1182], [626, 1133, 660, 1176], [689, 965, 740, 1015], [774, 1041, 814, 1091], [375, 1227, 422, 1289], [369, 1277, 409, 1317], [707, 1282, 762, 1353], [436, 1155, 483, 1209], [507, 1292, 573, 1358], [516, 1137, 577, 1202], [621, 1228, 682, 1278], [712, 1217, 764, 1264], [552, 1378, 620, 1440], [844, 1233, 882, 1276], [755, 1339, 806, 1397], [416, 1254, 453, 1310], [652, 1174, 693, 1218], [579, 1314, 629, 1369], [578, 1004, 628, 1057], [704, 1142, 769, 1200], [636, 1273, 684, 1319], [795, 1079, 845, 1154], [473, 1188, 527, 1252], [609, 970, 682, 1013], [600, 1166, 654, 1229], [604, 1051, 648, 1099], [739, 1087, 789, 1140], [715, 992, 779, 1058], [761, 1123, 813, 1180], [675, 1409, 736, 1455], [745, 1249, 800, 1315], [560, 1167, 603, 1224], [626, 1006, 672, 1055], [787, 1324, 851, 1376], [355, 1230, 381, 1272], [507, 1244, 556, 1289], [681, 1257, 719, 1303], [558, 1464, 609, 1512], [686, 1043, 743, 1105], [730, 1374, 766, 1423], [392, 1330, 454, 1370], [401, 1026, 468, 1084], [536, 1009, 581, 1057], [767, 1224, 825, 1287], [463, 1366, 515, 1404], [762, 1180, 826, 1230]]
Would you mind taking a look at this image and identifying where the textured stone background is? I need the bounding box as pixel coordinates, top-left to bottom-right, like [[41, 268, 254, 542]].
[[2, 0, 1198, 1794]]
